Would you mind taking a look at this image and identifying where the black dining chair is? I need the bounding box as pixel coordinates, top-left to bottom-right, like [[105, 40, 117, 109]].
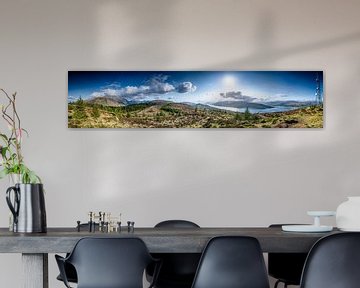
[[146, 220, 201, 288], [56, 223, 99, 284], [56, 262, 77, 284], [300, 232, 360, 288], [268, 224, 308, 288], [55, 237, 161, 288], [191, 236, 270, 288]]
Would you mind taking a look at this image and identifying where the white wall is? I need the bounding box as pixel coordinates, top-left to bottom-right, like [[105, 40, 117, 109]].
[[0, 0, 360, 287]]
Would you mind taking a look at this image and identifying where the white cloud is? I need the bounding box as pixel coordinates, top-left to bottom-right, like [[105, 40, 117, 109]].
[[177, 82, 197, 93], [219, 91, 256, 102], [123, 86, 143, 95], [68, 95, 79, 102], [103, 88, 120, 96], [89, 75, 197, 100], [276, 93, 289, 98]]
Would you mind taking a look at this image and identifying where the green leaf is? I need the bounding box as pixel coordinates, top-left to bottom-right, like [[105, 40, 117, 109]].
[[21, 128, 29, 137], [0, 168, 9, 179], [0, 133, 8, 142], [1, 146, 8, 158], [10, 153, 17, 161], [11, 165, 20, 174], [17, 164, 41, 184], [28, 172, 39, 184]]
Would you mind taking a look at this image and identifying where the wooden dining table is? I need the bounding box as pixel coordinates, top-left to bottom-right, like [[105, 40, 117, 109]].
[[0, 226, 339, 288]]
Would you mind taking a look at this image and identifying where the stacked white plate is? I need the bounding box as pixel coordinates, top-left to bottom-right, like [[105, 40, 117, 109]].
[[282, 211, 336, 233]]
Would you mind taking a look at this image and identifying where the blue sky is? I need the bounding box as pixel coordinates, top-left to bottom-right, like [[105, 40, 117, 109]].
[[68, 71, 323, 104]]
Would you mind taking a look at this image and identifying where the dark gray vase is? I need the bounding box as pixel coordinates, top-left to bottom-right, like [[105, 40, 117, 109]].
[[6, 183, 47, 233]]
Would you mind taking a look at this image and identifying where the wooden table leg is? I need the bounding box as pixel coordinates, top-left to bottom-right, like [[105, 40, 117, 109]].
[[22, 253, 48, 288]]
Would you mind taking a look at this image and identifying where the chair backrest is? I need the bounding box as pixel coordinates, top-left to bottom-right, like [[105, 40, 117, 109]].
[[191, 236, 270, 288], [150, 220, 201, 286], [155, 220, 200, 228], [268, 224, 308, 285], [67, 237, 154, 288], [301, 232, 360, 288]]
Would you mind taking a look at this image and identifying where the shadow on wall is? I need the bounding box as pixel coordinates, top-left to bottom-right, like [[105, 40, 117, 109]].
[[209, 29, 360, 69], [94, 0, 178, 67], [72, 1, 360, 227]]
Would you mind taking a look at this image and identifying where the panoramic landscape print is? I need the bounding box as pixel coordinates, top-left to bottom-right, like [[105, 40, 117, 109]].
[[68, 71, 323, 128]]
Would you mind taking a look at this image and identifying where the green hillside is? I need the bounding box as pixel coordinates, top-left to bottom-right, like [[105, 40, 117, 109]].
[[68, 100, 323, 128]]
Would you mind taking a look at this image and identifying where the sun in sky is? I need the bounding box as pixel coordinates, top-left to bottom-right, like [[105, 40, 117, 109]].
[[221, 74, 238, 91]]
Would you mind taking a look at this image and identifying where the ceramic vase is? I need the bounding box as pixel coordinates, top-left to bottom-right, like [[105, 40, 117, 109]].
[[336, 196, 360, 231], [6, 183, 47, 233], [7, 174, 21, 231]]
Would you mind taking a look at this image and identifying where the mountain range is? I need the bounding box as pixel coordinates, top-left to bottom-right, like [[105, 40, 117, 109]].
[[211, 101, 273, 109], [81, 95, 316, 111], [86, 96, 128, 106]]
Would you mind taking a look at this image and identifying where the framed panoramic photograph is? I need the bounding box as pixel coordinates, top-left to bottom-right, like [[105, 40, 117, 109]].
[[68, 71, 323, 128]]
